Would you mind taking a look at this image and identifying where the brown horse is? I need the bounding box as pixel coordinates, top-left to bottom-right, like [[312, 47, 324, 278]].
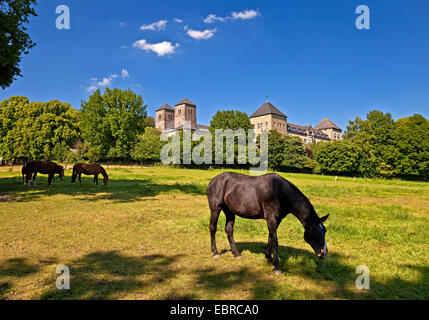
[[23, 161, 65, 187], [71, 163, 109, 185]]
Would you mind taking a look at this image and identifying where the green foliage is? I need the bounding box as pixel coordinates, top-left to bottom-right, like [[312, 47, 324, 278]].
[[209, 110, 253, 132], [132, 127, 166, 163], [313, 140, 360, 175], [267, 131, 307, 171], [393, 114, 429, 179], [344, 110, 428, 179], [209, 110, 253, 166], [0, 0, 37, 89], [0, 96, 80, 161], [80, 88, 148, 161]]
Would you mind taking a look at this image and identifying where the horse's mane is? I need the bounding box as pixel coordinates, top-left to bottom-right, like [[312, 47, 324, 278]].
[[279, 176, 319, 222]]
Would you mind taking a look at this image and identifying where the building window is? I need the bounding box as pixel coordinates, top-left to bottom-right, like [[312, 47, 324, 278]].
[[266, 122, 268, 128]]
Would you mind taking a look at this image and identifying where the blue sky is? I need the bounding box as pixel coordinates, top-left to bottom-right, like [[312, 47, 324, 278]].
[[1, 0, 428, 129]]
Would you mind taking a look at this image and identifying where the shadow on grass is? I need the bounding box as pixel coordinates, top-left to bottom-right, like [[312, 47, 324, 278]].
[[0, 176, 206, 203], [236, 242, 429, 300], [0, 258, 39, 277], [39, 251, 183, 300], [194, 266, 279, 299]]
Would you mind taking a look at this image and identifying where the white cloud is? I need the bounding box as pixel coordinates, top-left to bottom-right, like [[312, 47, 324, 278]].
[[174, 18, 183, 23], [186, 28, 217, 40], [119, 22, 127, 28], [203, 14, 225, 24], [86, 70, 130, 92], [140, 20, 167, 31], [203, 9, 260, 23], [231, 9, 260, 20], [133, 39, 180, 57], [121, 69, 130, 78]]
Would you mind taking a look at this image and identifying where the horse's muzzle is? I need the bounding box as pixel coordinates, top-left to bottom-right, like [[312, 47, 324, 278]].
[[317, 248, 328, 260]]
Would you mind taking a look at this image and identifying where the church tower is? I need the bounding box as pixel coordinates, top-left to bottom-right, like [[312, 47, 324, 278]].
[[155, 103, 175, 131], [174, 98, 197, 128]]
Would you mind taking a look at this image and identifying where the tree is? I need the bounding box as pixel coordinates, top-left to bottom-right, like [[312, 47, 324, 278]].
[[80, 88, 148, 161], [209, 110, 253, 166], [314, 140, 360, 175], [0, 0, 37, 89], [345, 110, 398, 176], [209, 110, 253, 132], [132, 127, 166, 164], [0, 96, 80, 161], [267, 131, 307, 171], [393, 114, 429, 179]]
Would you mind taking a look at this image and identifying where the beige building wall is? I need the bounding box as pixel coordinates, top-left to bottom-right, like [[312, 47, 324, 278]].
[[319, 128, 343, 141], [251, 115, 288, 136]]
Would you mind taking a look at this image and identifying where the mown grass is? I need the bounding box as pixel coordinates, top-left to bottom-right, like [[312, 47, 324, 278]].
[[0, 166, 428, 300]]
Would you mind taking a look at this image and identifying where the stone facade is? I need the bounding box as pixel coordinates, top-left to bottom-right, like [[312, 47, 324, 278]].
[[155, 98, 209, 139], [250, 102, 343, 144]]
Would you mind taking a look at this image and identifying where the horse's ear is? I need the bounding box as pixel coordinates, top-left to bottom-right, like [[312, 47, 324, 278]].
[[320, 214, 330, 222]]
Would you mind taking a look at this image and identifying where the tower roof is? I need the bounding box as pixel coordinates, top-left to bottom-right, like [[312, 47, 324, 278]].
[[156, 103, 174, 112], [250, 102, 287, 119], [314, 118, 342, 131], [175, 97, 196, 107]]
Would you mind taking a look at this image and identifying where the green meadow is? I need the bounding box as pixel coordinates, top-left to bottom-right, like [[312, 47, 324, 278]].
[[0, 166, 427, 300]]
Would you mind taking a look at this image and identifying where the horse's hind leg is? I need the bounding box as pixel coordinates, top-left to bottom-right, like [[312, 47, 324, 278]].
[[209, 207, 221, 258], [224, 211, 241, 258], [78, 174, 82, 183], [33, 172, 37, 186]]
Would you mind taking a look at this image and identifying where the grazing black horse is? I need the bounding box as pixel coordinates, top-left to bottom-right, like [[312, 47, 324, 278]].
[[71, 163, 109, 185], [23, 161, 65, 187], [207, 172, 329, 274]]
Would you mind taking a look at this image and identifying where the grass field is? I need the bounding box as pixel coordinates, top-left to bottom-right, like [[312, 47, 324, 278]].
[[0, 166, 428, 300]]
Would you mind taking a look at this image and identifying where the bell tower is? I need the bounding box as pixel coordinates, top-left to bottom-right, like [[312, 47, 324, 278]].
[[174, 98, 197, 128], [155, 104, 175, 131]]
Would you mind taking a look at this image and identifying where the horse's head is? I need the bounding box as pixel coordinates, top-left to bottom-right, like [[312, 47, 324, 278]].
[[103, 175, 109, 185], [304, 214, 329, 259]]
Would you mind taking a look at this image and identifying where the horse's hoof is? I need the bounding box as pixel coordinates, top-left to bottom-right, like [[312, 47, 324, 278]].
[[273, 269, 282, 275], [213, 254, 221, 259]]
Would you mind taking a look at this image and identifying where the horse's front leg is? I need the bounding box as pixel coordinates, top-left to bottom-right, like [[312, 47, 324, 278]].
[[47, 173, 53, 187], [78, 174, 82, 183], [209, 208, 221, 258]]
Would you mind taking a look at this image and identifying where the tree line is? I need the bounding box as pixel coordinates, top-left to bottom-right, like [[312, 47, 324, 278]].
[[0, 88, 427, 180]]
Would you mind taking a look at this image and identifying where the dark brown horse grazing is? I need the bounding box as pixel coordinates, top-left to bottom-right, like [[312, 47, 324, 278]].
[[23, 161, 65, 187], [207, 172, 329, 274], [71, 163, 108, 185]]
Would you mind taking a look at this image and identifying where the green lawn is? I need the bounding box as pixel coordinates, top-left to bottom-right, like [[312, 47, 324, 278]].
[[0, 166, 428, 300]]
